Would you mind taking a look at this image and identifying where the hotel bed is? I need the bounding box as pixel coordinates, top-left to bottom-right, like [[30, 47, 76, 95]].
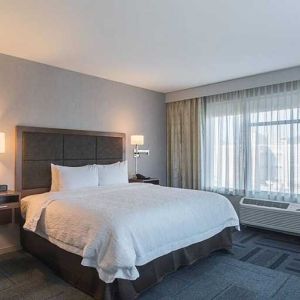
[[16, 126, 239, 300]]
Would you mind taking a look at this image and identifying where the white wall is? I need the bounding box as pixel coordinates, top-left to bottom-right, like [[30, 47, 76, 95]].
[[0, 54, 166, 189], [166, 66, 300, 102]]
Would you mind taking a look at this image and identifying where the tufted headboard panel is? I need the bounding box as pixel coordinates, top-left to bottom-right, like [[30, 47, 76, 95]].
[[15, 126, 125, 197]]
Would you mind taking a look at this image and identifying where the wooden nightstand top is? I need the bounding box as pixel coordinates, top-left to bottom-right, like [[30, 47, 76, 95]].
[[0, 190, 20, 196], [129, 178, 160, 185]]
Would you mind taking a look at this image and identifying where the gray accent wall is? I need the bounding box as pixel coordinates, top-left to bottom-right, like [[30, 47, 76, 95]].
[[0, 54, 166, 189]]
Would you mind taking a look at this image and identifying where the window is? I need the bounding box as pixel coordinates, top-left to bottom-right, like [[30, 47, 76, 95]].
[[201, 82, 300, 203], [247, 108, 300, 202]]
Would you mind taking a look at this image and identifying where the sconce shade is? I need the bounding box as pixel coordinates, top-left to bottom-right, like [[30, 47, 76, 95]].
[[0, 132, 5, 153], [131, 135, 144, 145]]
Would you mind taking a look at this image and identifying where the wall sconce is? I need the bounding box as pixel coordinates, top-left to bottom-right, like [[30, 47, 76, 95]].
[[130, 135, 149, 176], [0, 132, 5, 154], [0, 132, 7, 192]]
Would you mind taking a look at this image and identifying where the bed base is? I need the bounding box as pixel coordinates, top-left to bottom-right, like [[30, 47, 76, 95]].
[[21, 228, 232, 300]]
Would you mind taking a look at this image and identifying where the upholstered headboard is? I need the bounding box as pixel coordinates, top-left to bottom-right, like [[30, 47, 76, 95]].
[[15, 126, 125, 197]]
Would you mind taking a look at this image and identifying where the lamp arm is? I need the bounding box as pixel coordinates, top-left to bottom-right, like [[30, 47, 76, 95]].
[[133, 144, 150, 176], [133, 147, 149, 157], [137, 149, 150, 155]]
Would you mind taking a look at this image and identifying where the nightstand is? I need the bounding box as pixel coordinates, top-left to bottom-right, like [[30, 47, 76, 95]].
[[0, 191, 21, 254], [129, 178, 160, 185]]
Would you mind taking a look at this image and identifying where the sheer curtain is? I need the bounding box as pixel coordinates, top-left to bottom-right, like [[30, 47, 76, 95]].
[[245, 82, 300, 202], [201, 92, 246, 195], [167, 98, 201, 189], [202, 81, 300, 203]]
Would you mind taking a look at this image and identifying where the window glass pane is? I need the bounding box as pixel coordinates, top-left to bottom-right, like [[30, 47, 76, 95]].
[[249, 124, 291, 195], [248, 117, 300, 202]]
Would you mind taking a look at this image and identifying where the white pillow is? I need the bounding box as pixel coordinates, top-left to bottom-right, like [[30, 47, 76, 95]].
[[50, 163, 60, 192], [97, 161, 129, 186], [51, 164, 98, 191]]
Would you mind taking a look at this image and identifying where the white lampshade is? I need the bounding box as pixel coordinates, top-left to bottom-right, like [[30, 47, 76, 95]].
[[131, 135, 144, 145], [0, 132, 5, 153]]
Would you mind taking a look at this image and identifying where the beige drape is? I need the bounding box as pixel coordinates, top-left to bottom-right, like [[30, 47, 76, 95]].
[[167, 98, 202, 189]]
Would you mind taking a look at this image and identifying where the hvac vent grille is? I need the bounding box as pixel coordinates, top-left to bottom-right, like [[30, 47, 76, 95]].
[[240, 206, 300, 235], [243, 198, 289, 209]]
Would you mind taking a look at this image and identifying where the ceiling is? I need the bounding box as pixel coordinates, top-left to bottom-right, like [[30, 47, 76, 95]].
[[1, 1, 300, 93]]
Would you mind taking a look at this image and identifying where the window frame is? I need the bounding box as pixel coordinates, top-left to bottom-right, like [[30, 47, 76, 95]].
[[246, 117, 300, 201]]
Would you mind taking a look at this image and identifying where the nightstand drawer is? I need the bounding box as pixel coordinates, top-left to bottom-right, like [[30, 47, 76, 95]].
[[0, 193, 20, 225], [0, 194, 19, 204], [0, 191, 21, 254], [0, 209, 12, 225]]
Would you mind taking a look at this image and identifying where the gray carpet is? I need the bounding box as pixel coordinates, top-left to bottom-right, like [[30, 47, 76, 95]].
[[0, 227, 300, 299], [232, 226, 300, 277], [0, 251, 90, 299], [140, 254, 296, 300]]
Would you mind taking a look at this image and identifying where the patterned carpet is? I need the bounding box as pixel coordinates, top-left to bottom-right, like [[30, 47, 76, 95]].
[[232, 226, 300, 277], [0, 227, 300, 299]]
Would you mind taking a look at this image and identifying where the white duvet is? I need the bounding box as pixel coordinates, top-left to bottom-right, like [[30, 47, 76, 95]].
[[21, 183, 239, 283]]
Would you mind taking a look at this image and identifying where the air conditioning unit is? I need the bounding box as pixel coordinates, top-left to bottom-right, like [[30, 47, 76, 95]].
[[240, 197, 300, 236]]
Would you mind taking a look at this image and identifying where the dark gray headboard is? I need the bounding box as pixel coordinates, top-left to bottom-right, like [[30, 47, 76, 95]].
[[15, 126, 126, 197]]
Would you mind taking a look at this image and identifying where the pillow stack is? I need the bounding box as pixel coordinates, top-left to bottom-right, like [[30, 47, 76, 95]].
[[51, 161, 129, 192]]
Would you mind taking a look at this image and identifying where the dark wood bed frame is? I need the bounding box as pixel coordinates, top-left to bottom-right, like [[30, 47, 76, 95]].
[[15, 126, 232, 300]]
